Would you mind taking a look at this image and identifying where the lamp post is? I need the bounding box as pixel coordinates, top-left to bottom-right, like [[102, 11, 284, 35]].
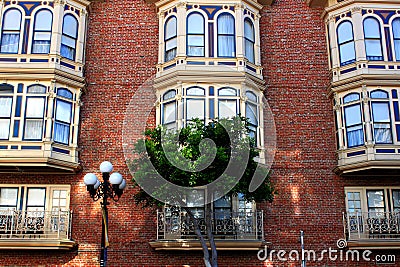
[[84, 161, 126, 267]]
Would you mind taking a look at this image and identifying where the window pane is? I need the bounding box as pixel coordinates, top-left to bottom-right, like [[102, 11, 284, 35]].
[[343, 93, 359, 104], [35, 10, 52, 31], [57, 89, 73, 99], [218, 35, 235, 57], [339, 41, 355, 64], [186, 190, 204, 207], [214, 195, 231, 208], [187, 46, 204, 57], [246, 91, 257, 102], [165, 17, 177, 39], [163, 90, 175, 100], [0, 119, 10, 139], [165, 37, 177, 51], [246, 103, 258, 125], [365, 40, 382, 57], [24, 119, 43, 139], [187, 99, 204, 120], [393, 19, 400, 38], [61, 35, 76, 48], [56, 100, 72, 123], [187, 87, 205, 96], [188, 13, 204, 34], [244, 19, 254, 41], [54, 122, 69, 144], [245, 39, 255, 63], [367, 190, 384, 210], [0, 188, 18, 207], [218, 88, 236, 96], [187, 35, 204, 46], [60, 44, 75, 60], [364, 18, 381, 38], [3, 9, 21, 30], [163, 102, 176, 124], [218, 100, 237, 118], [0, 97, 12, 116], [27, 188, 45, 207], [338, 21, 353, 43], [218, 14, 234, 34], [370, 90, 388, 99], [346, 125, 364, 147], [32, 40, 50, 54], [393, 190, 400, 210], [34, 32, 51, 41], [27, 85, 46, 94], [1, 33, 19, 53], [63, 15, 78, 38], [26, 98, 45, 117], [372, 102, 390, 122], [344, 105, 362, 126]]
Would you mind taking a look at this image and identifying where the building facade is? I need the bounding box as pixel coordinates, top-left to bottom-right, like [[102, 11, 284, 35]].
[[0, 0, 400, 266]]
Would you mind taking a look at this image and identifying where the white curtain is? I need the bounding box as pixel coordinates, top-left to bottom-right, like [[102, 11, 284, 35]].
[[54, 122, 69, 144], [217, 14, 235, 57], [24, 120, 43, 139], [0, 119, 10, 139], [347, 126, 364, 147], [1, 33, 19, 53], [0, 97, 12, 139], [24, 97, 44, 140], [374, 124, 392, 143], [54, 100, 71, 144]]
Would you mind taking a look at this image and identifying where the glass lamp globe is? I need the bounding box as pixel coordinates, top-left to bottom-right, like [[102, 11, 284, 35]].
[[84, 173, 98, 185], [109, 172, 123, 185], [119, 179, 127, 190], [100, 161, 113, 173]]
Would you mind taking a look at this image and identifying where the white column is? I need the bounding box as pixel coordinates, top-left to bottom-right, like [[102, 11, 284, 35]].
[[176, 2, 186, 57], [362, 86, 373, 145], [235, 4, 244, 58], [352, 6, 366, 61], [254, 13, 261, 65], [158, 12, 165, 64], [176, 82, 183, 129], [75, 9, 88, 64], [327, 16, 339, 69], [45, 80, 56, 141], [333, 93, 344, 149], [50, 0, 65, 55]]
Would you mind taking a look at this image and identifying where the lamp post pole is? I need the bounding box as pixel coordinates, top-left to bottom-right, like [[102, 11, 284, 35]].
[[84, 161, 126, 267]]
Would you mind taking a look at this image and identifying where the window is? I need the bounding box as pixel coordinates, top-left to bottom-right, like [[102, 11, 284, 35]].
[[54, 89, 73, 144], [363, 17, 383, 61], [217, 13, 235, 57], [337, 21, 356, 66], [0, 9, 22, 53], [218, 88, 238, 119], [0, 84, 13, 139], [246, 91, 258, 143], [393, 18, 400, 61], [244, 18, 255, 63], [23, 85, 46, 140], [187, 13, 205, 57], [61, 14, 78, 61], [186, 86, 206, 122], [370, 90, 392, 144], [165, 16, 177, 62], [343, 93, 364, 147], [32, 9, 52, 54], [161, 90, 177, 129]]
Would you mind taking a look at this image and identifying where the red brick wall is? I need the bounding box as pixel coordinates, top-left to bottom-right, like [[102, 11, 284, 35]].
[[1, 0, 400, 266]]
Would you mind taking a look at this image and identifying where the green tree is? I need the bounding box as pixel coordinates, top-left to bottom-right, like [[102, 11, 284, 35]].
[[129, 116, 274, 267]]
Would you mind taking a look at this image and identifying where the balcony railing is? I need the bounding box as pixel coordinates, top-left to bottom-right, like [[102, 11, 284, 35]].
[[0, 210, 72, 240], [156, 210, 264, 240], [343, 211, 400, 241]]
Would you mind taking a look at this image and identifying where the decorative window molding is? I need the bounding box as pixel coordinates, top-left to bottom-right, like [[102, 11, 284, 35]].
[[32, 9, 53, 54], [217, 13, 235, 58], [187, 12, 205, 57], [0, 9, 22, 54]]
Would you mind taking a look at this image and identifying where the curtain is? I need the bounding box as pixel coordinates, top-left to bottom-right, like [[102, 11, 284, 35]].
[[218, 100, 236, 119], [347, 126, 364, 147], [218, 14, 235, 57], [54, 122, 69, 144], [0, 119, 10, 139], [1, 33, 19, 53], [374, 123, 392, 143], [61, 41, 75, 61], [24, 119, 43, 139], [244, 20, 255, 63], [245, 39, 254, 63]]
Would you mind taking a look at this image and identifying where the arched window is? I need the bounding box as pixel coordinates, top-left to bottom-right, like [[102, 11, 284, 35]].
[[244, 18, 255, 63], [363, 17, 383, 61], [32, 9, 53, 54], [370, 90, 392, 144], [61, 14, 78, 60], [186, 87, 205, 121], [24, 85, 46, 140], [164, 16, 177, 62], [161, 90, 176, 129], [187, 13, 205, 57], [0, 84, 14, 139], [392, 18, 400, 61], [343, 93, 364, 147], [246, 91, 258, 143], [218, 88, 238, 119], [54, 89, 73, 144], [337, 21, 356, 66], [0, 9, 22, 53], [217, 13, 235, 57]]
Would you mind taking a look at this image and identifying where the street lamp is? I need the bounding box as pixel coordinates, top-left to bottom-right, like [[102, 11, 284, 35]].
[[84, 161, 127, 267]]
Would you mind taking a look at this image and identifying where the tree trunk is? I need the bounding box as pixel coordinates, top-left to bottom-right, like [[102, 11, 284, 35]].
[[205, 203, 218, 267], [183, 207, 213, 267]]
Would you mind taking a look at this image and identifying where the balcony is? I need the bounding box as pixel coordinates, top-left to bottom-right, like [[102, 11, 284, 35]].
[[150, 210, 265, 251], [0, 210, 76, 250], [343, 211, 400, 249]]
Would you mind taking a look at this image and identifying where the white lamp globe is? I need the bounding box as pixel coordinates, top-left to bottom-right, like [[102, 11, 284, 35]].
[[109, 172, 123, 185], [100, 161, 113, 173], [94, 179, 101, 189], [84, 173, 98, 185], [119, 179, 127, 190]]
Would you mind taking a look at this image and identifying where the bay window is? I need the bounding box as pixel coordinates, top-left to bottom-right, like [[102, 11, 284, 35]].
[[363, 17, 383, 61], [0, 9, 22, 53], [337, 20, 356, 66], [32, 9, 52, 54], [217, 13, 235, 58]]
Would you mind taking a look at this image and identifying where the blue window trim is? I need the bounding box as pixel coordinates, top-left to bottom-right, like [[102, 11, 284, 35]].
[[185, 98, 205, 122], [371, 100, 393, 144], [53, 98, 72, 145], [343, 92, 360, 104], [186, 12, 205, 57], [343, 103, 364, 148], [370, 89, 389, 99], [31, 9, 53, 54], [363, 17, 384, 61], [337, 20, 356, 66], [164, 15, 177, 62], [186, 86, 206, 96], [22, 95, 46, 141], [217, 12, 236, 58], [392, 18, 400, 61], [57, 88, 73, 99], [61, 14, 78, 61], [0, 8, 22, 54]]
